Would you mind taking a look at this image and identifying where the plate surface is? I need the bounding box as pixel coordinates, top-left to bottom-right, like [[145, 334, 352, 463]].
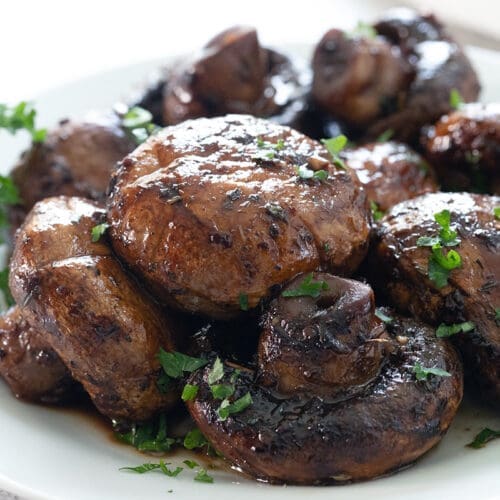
[[1, 45, 500, 500]]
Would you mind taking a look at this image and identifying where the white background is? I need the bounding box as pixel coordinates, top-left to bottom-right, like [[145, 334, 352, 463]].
[[1, 0, 499, 103]]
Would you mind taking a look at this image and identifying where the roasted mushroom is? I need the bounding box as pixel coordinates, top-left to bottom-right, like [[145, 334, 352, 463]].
[[0, 306, 76, 404], [9, 112, 134, 230], [341, 141, 438, 212], [162, 26, 308, 127], [423, 103, 500, 194], [371, 192, 500, 405], [311, 8, 480, 142], [107, 114, 370, 318], [9, 196, 178, 421], [187, 273, 463, 484]]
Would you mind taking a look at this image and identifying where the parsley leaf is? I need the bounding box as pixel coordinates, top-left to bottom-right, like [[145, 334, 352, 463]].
[[158, 349, 208, 380], [370, 201, 384, 222], [183, 428, 209, 450], [436, 321, 475, 338], [375, 308, 393, 324], [207, 357, 224, 385], [449, 89, 463, 110], [114, 413, 176, 452], [0, 101, 46, 142], [120, 463, 161, 474], [434, 209, 460, 246], [239, 293, 249, 311], [295, 164, 328, 182], [428, 257, 451, 289], [282, 273, 329, 299], [321, 135, 348, 169], [121, 106, 158, 145], [90, 223, 109, 243], [159, 461, 183, 477], [348, 21, 377, 39], [376, 129, 394, 142], [495, 308, 500, 325], [183, 460, 199, 469], [181, 384, 199, 401], [467, 428, 500, 449], [217, 392, 253, 421], [494, 207, 500, 220], [0, 176, 21, 205], [413, 362, 451, 381], [0, 268, 14, 308], [211, 383, 235, 400], [194, 469, 214, 483]]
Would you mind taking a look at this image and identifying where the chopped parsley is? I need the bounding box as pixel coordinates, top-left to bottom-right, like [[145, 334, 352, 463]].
[[370, 201, 384, 222], [282, 273, 329, 299], [194, 469, 214, 483], [295, 164, 328, 182], [217, 392, 253, 421], [121, 106, 158, 144], [158, 349, 208, 380], [417, 210, 462, 288], [413, 362, 451, 381], [496, 308, 500, 325], [207, 357, 224, 385], [239, 293, 249, 311], [436, 321, 475, 338], [181, 384, 199, 401], [114, 413, 176, 452], [375, 308, 393, 324], [348, 21, 377, 39], [494, 207, 500, 220], [120, 460, 183, 477], [183, 428, 209, 450], [183, 459, 199, 469], [467, 428, 500, 449], [376, 129, 394, 143], [211, 383, 235, 400], [449, 88, 464, 110], [321, 135, 348, 169], [90, 222, 109, 243], [0, 268, 14, 308], [0, 101, 46, 142]]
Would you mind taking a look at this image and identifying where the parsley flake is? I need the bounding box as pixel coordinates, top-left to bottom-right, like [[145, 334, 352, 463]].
[[120, 460, 183, 477], [211, 383, 235, 400], [157, 349, 208, 383], [467, 428, 500, 449], [181, 384, 199, 401], [282, 273, 329, 299], [494, 207, 500, 220], [321, 135, 348, 169], [0, 101, 46, 142], [217, 392, 253, 421], [375, 308, 393, 324], [183, 428, 209, 450], [207, 357, 224, 385], [449, 89, 464, 110], [370, 201, 384, 222], [0, 268, 14, 308], [183, 460, 199, 469], [436, 321, 475, 338], [376, 129, 394, 142], [239, 293, 249, 311], [122, 106, 158, 144], [295, 164, 328, 182], [413, 362, 451, 381], [194, 469, 214, 483], [348, 21, 377, 39], [90, 223, 109, 243]]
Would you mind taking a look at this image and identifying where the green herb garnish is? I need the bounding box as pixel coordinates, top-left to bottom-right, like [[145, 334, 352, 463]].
[[370, 201, 384, 222], [449, 89, 464, 110], [413, 362, 451, 381], [375, 308, 393, 324], [217, 392, 253, 421], [158, 349, 209, 380], [183, 429, 209, 450], [122, 106, 158, 144], [494, 207, 500, 220], [181, 384, 199, 401], [282, 273, 329, 299], [207, 357, 224, 385], [183, 460, 199, 469], [436, 321, 475, 338], [467, 428, 500, 449], [194, 469, 214, 483], [495, 308, 500, 325], [120, 459, 183, 477], [321, 135, 348, 169], [239, 293, 249, 311], [348, 21, 377, 39], [0, 268, 14, 308], [0, 101, 46, 142], [114, 413, 176, 452], [211, 383, 235, 400], [90, 222, 109, 243], [295, 164, 328, 182], [376, 129, 394, 142]]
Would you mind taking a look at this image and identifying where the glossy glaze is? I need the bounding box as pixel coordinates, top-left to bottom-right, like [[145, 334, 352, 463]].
[[107, 114, 370, 318]]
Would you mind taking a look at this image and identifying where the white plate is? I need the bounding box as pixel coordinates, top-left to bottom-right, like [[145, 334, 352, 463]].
[[1, 46, 500, 500]]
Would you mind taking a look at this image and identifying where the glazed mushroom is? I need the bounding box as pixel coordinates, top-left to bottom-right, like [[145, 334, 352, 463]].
[[107, 114, 370, 318], [312, 28, 412, 129], [187, 273, 463, 484], [9, 196, 178, 421], [422, 103, 500, 194], [9, 111, 135, 231], [371, 192, 500, 405], [0, 306, 76, 404], [162, 26, 308, 127], [341, 141, 438, 213], [311, 8, 480, 142]]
